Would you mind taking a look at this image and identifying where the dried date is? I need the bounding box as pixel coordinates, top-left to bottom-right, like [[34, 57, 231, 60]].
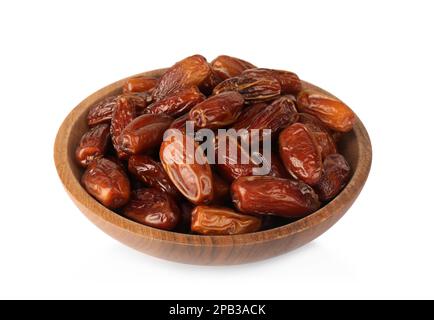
[[120, 113, 172, 154], [315, 154, 351, 201], [279, 123, 323, 186], [128, 155, 179, 198], [75, 123, 110, 167], [231, 176, 320, 217], [123, 188, 180, 230], [189, 92, 244, 129], [81, 158, 130, 209], [191, 205, 261, 235], [297, 89, 355, 132], [160, 130, 214, 204]]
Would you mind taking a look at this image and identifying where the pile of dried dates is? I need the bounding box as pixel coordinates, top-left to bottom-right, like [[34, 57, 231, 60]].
[[76, 55, 355, 235]]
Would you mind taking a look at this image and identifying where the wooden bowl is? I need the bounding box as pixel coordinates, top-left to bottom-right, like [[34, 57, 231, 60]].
[[54, 69, 372, 265]]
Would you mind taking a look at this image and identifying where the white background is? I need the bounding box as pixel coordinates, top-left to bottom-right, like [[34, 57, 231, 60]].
[[0, 0, 433, 300]]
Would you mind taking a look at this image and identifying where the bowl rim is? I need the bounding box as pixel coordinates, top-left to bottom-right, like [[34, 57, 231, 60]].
[[54, 69, 372, 247]]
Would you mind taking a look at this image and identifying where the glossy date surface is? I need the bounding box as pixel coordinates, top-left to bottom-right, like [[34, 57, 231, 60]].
[[191, 205, 261, 235], [231, 176, 320, 218]]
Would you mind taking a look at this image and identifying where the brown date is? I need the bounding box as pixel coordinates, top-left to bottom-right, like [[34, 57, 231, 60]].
[[81, 158, 130, 209], [87, 96, 117, 126], [147, 86, 205, 117], [120, 114, 172, 155], [160, 130, 214, 204], [242, 96, 298, 138], [110, 95, 136, 159], [75, 123, 110, 167], [123, 188, 180, 230], [297, 89, 355, 132], [279, 123, 323, 186], [191, 205, 261, 235], [315, 154, 351, 201], [189, 92, 244, 129], [123, 76, 157, 93], [231, 176, 320, 218], [298, 113, 337, 159], [127, 155, 179, 198], [213, 71, 281, 103], [153, 55, 211, 100], [211, 55, 256, 80], [242, 68, 301, 95]]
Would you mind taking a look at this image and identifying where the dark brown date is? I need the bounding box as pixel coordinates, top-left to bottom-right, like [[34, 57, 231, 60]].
[[315, 154, 351, 201], [123, 76, 157, 93], [87, 96, 117, 126], [127, 155, 179, 198], [191, 205, 261, 235], [160, 130, 214, 204], [147, 86, 205, 117], [110, 95, 136, 159], [199, 67, 223, 95], [242, 68, 301, 95], [241, 95, 298, 138], [297, 89, 355, 132], [153, 55, 211, 100], [123, 188, 180, 230], [211, 55, 256, 80], [75, 123, 110, 167], [175, 201, 195, 233], [279, 123, 323, 186], [120, 114, 172, 154], [231, 176, 320, 218], [189, 92, 244, 129], [213, 71, 281, 103], [81, 158, 130, 209], [298, 113, 337, 159]]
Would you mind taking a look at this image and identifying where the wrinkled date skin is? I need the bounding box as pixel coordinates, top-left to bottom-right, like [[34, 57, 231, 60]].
[[123, 76, 157, 93], [242, 68, 302, 95], [213, 71, 281, 103], [216, 136, 286, 182], [153, 55, 211, 100], [191, 205, 261, 235], [123, 188, 180, 230], [199, 67, 223, 96], [231, 176, 320, 218], [75, 123, 110, 167], [297, 89, 355, 132], [315, 154, 351, 201], [120, 114, 172, 155], [147, 86, 205, 117], [160, 130, 214, 204], [189, 91, 244, 129], [110, 95, 136, 159], [87, 96, 118, 126], [279, 123, 323, 186], [82, 158, 131, 209], [242, 96, 298, 138], [211, 55, 256, 80], [128, 155, 179, 198], [298, 113, 337, 159]]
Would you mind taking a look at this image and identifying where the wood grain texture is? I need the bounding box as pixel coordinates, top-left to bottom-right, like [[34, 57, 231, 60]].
[[54, 69, 372, 265]]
